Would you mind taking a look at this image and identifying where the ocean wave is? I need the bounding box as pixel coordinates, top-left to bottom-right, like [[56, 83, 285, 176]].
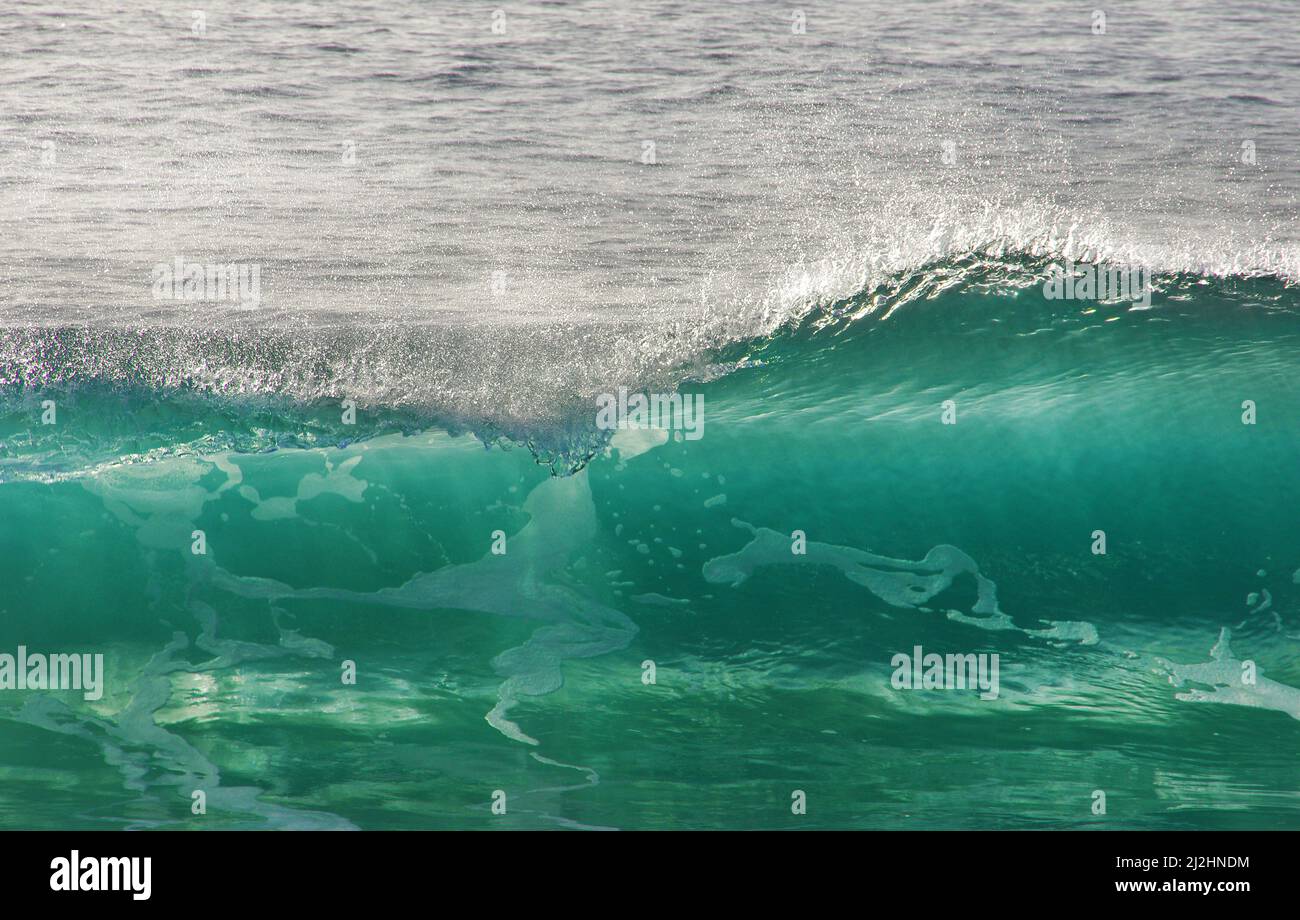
[[3, 243, 1298, 479]]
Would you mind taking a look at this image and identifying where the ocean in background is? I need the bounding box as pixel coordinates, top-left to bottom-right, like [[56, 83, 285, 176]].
[[0, 1, 1298, 829]]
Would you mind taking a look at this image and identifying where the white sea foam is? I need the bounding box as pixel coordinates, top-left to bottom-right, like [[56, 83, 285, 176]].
[[703, 519, 1098, 645]]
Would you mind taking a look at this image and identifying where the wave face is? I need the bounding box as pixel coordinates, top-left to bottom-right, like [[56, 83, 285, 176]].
[[2, 261, 1300, 829]]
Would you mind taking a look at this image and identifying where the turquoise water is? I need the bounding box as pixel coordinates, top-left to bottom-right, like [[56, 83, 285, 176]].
[[3, 0, 1298, 832], [2, 258, 1298, 829]]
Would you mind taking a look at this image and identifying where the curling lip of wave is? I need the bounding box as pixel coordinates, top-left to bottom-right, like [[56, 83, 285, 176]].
[[1, 249, 1297, 479]]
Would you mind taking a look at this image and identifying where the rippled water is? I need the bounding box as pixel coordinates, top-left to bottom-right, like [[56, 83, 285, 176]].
[[5, 0, 1297, 322]]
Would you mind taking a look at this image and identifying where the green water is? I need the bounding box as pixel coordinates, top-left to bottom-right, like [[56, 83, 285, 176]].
[[2, 261, 1298, 829]]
